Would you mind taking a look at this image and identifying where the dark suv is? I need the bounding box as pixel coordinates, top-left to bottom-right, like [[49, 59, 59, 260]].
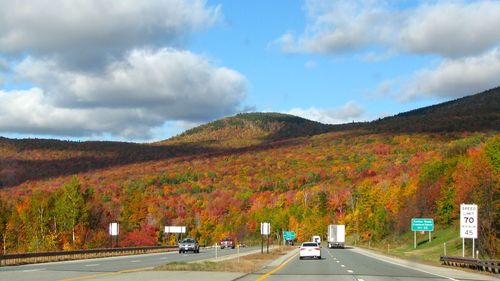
[[220, 237, 235, 249], [178, 238, 200, 253]]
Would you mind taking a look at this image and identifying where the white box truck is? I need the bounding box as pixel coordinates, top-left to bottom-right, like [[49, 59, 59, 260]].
[[327, 224, 345, 248]]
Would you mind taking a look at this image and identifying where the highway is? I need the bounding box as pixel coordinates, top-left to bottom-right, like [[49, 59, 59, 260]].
[[0, 246, 260, 281], [241, 246, 497, 281], [1, 245, 495, 281]]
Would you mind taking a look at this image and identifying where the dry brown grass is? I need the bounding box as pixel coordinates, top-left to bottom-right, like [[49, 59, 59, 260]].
[[154, 246, 293, 273]]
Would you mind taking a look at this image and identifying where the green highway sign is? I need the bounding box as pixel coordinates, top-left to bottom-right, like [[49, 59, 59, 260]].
[[411, 218, 434, 231], [283, 231, 296, 240]]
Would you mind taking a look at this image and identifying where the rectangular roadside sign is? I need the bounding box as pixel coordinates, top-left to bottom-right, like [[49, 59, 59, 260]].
[[411, 218, 434, 231], [283, 231, 295, 240], [460, 204, 478, 239]]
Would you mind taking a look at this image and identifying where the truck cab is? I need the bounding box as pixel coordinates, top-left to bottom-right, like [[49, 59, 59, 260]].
[[312, 235, 321, 244]]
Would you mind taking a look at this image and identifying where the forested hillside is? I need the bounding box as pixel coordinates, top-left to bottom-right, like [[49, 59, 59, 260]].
[[165, 112, 332, 148], [333, 87, 500, 133], [0, 89, 498, 258]]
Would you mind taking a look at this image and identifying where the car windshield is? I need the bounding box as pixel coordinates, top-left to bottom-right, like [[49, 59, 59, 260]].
[[181, 238, 195, 243], [302, 243, 318, 247]]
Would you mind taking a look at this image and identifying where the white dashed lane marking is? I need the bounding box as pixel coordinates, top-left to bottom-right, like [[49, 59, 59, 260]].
[[84, 264, 100, 267], [347, 270, 353, 273], [130, 260, 141, 263], [22, 269, 45, 272]]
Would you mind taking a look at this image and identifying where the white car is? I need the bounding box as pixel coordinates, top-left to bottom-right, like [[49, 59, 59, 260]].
[[299, 242, 321, 259]]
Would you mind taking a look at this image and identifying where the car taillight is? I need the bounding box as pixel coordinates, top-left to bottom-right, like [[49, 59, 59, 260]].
[[314, 248, 320, 250], [300, 248, 305, 251]]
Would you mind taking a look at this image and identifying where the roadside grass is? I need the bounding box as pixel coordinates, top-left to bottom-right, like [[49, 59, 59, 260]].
[[154, 246, 292, 273], [351, 223, 477, 265]]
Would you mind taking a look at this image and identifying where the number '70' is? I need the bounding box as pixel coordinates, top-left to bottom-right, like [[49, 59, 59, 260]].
[[464, 217, 475, 223]]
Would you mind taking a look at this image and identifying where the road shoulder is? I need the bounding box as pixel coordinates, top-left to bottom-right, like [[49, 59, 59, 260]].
[[351, 246, 497, 281]]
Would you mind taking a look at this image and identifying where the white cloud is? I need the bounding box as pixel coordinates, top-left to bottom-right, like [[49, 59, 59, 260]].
[[275, 0, 500, 58], [401, 49, 500, 101], [286, 101, 366, 124], [277, 0, 393, 54], [0, 0, 221, 70], [0, 49, 247, 139], [399, 1, 500, 58]]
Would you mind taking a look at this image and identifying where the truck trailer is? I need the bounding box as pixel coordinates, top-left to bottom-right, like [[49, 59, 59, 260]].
[[327, 224, 345, 248]]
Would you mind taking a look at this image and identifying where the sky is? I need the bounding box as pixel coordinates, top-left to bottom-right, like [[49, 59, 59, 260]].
[[0, 0, 499, 142]]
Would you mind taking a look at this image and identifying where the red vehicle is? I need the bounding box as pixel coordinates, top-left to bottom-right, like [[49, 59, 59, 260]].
[[220, 237, 235, 249]]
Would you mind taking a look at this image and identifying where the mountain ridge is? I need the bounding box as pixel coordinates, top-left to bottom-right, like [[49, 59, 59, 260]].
[[164, 112, 332, 148]]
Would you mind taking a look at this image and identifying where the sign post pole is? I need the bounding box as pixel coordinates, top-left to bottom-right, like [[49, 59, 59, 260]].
[[462, 238, 465, 257], [472, 239, 475, 258], [414, 231, 416, 249], [261, 235, 264, 254], [267, 234, 269, 254]]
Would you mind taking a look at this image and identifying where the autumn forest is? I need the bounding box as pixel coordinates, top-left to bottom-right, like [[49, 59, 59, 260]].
[[0, 88, 499, 258]]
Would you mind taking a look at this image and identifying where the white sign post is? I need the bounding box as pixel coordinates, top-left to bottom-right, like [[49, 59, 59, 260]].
[[109, 222, 119, 248], [260, 222, 271, 254], [460, 204, 478, 258]]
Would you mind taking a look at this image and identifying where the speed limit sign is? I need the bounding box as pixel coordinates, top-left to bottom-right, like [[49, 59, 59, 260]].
[[460, 204, 478, 239]]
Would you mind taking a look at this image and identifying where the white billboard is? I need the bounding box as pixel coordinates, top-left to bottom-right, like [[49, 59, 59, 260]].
[[460, 204, 478, 239], [109, 222, 119, 236], [164, 226, 186, 234], [260, 222, 270, 235]]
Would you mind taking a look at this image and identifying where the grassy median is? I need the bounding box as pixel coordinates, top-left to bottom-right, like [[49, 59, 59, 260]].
[[154, 246, 292, 273]]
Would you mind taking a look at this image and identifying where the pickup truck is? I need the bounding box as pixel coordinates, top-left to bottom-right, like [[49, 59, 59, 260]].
[[220, 237, 235, 249]]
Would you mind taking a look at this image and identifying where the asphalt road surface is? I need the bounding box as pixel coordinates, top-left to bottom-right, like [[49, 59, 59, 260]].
[[1, 246, 495, 281], [240, 246, 496, 281], [0, 246, 259, 281]]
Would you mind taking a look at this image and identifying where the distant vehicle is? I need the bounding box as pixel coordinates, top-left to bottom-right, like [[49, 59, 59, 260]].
[[312, 235, 321, 244], [299, 242, 321, 260], [327, 224, 345, 248], [220, 237, 235, 249], [178, 237, 200, 253]]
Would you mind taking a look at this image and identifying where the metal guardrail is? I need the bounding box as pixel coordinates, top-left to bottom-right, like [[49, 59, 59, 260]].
[[0, 245, 177, 266], [440, 256, 500, 274]]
